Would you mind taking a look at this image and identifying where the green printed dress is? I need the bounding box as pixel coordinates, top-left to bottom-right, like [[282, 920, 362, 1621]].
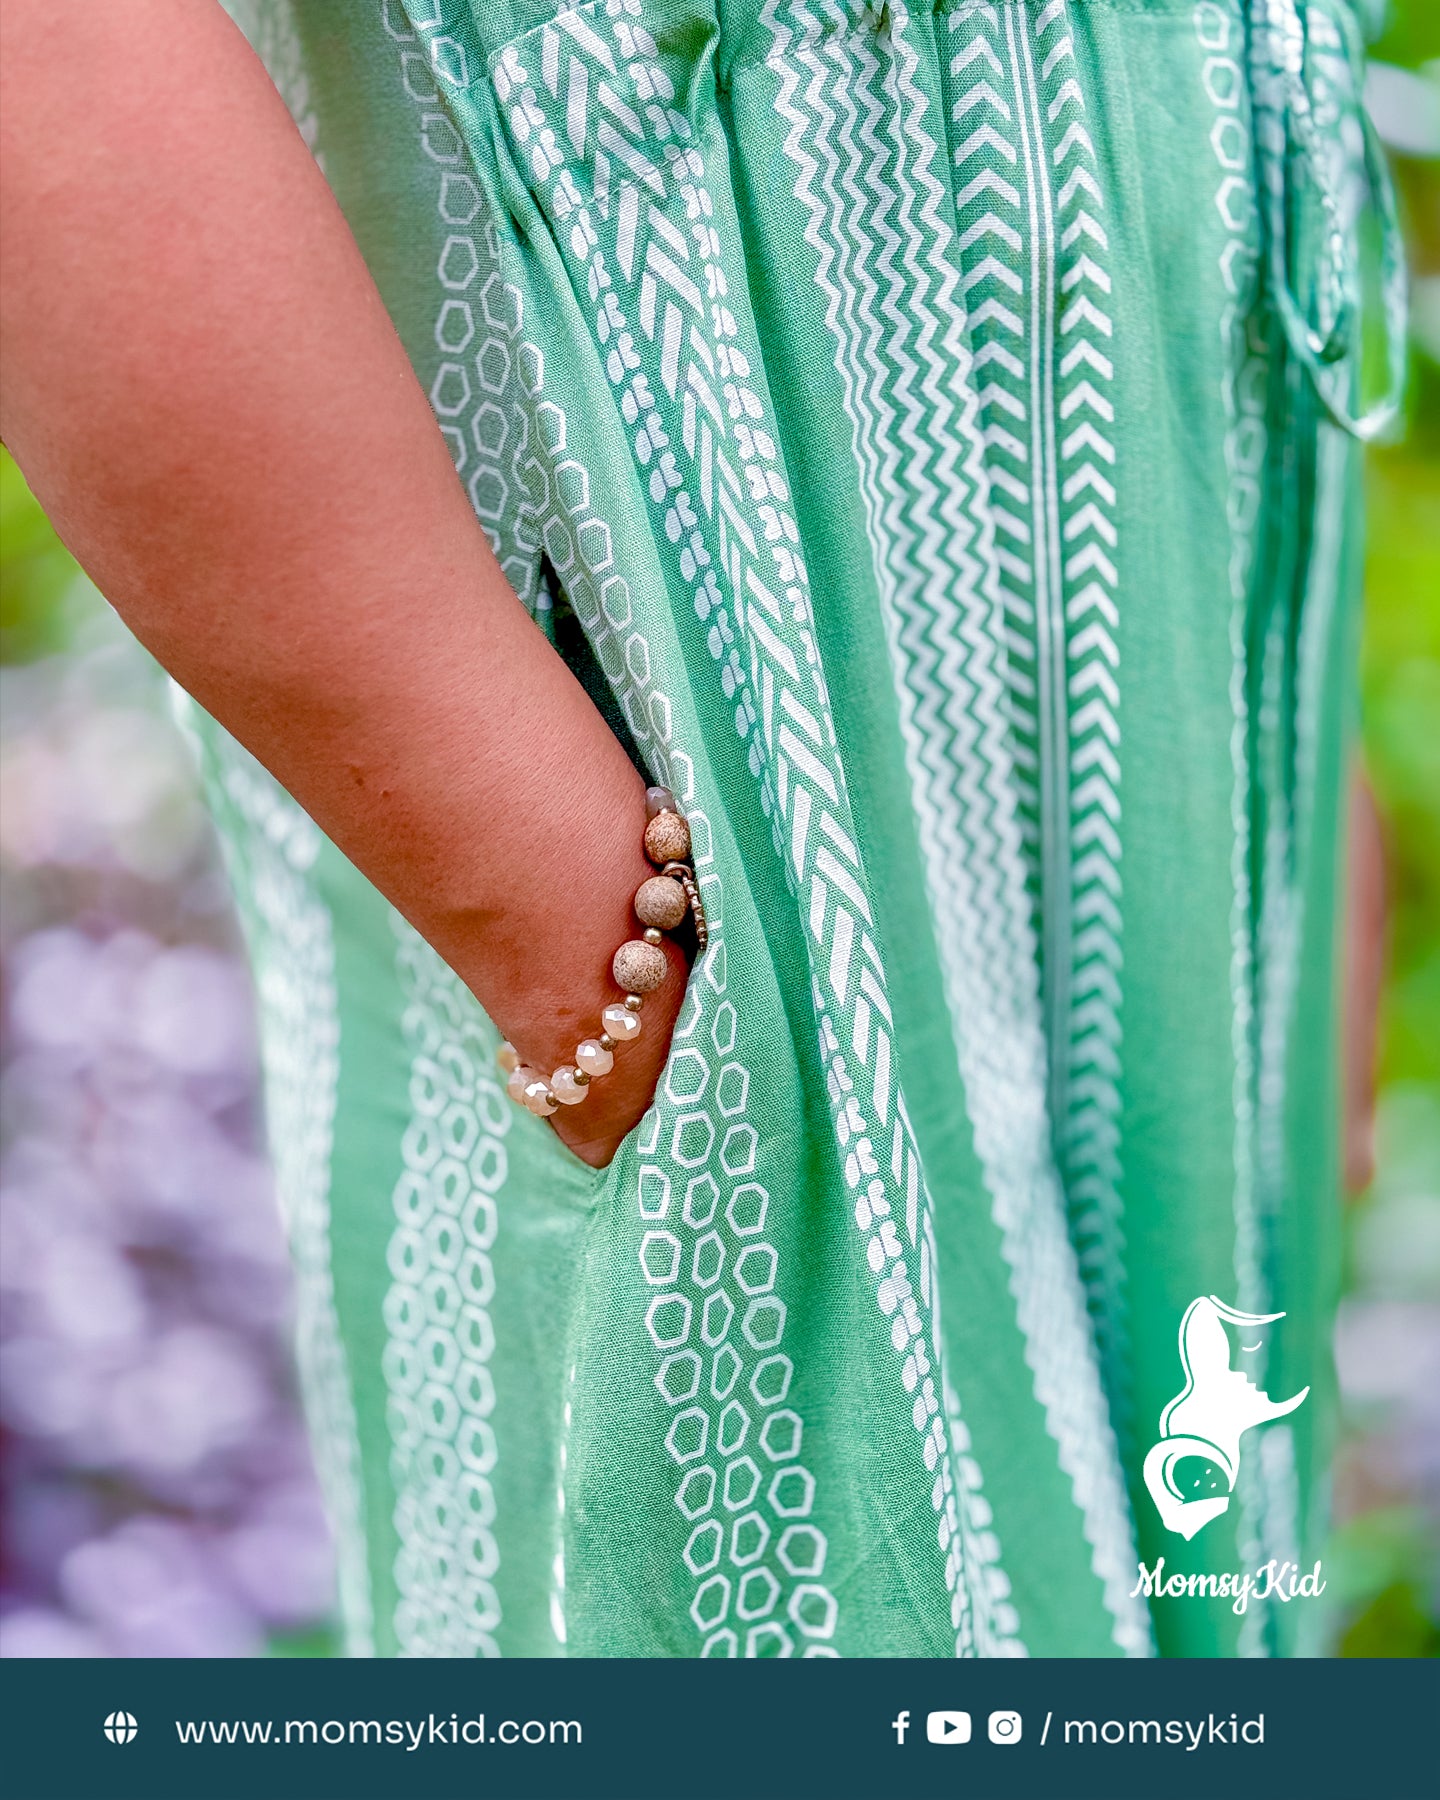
[[192, 0, 1402, 1657]]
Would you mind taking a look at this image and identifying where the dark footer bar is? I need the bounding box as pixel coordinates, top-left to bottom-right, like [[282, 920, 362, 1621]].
[[1, 1653, 1431, 1800]]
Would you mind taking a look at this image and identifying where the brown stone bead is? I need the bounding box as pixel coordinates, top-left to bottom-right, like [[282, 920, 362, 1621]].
[[612, 938, 669, 994], [634, 874, 688, 931], [645, 785, 677, 819], [644, 810, 691, 866]]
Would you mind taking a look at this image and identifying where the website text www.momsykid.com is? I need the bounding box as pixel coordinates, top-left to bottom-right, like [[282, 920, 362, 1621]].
[[174, 1715, 580, 1750]]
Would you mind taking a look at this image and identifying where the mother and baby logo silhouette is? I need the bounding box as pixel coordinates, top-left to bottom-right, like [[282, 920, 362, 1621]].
[[1143, 1297, 1310, 1540]]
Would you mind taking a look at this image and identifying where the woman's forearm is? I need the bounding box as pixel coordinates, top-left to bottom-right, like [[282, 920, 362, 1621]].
[[0, 0, 684, 1165]]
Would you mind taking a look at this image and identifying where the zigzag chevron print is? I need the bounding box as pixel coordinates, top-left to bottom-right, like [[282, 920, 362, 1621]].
[[761, 0, 1145, 1656], [942, 0, 1130, 1442], [485, 0, 1023, 1655]]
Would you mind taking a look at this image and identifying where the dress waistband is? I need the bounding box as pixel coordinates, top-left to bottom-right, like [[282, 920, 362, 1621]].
[[1245, 0, 1406, 439], [411, 0, 1408, 440]]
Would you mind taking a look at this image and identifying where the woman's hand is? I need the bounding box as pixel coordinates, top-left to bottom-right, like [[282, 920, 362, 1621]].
[[522, 932, 690, 1170], [476, 778, 692, 1170], [0, 0, 677, 1166]]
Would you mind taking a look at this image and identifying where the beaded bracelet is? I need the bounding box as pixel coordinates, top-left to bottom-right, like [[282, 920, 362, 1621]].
[[496, 785, 706, 1118]]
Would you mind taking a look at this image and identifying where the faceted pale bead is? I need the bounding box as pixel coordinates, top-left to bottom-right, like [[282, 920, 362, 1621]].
[[602, 1003, 642, 1042], [645, 785, 677, 818], [522, 1078, 558, 1116], [507, 1064, 536, 1103], [613, 938, 668, 993], [551, 1066, 588, 1105], [497, 1041, 520, 1074], [634, 875, 687, 930], [576, 1038, 614, 1078]]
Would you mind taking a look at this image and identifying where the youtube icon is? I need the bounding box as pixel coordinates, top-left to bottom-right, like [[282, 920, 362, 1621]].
[[926, 1711, 972, 1745]]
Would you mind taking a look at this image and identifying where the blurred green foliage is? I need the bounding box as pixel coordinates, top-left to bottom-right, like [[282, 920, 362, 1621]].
[[1361, 2, 1440, 1103], [0, 453, 85, 665], [1369, 0, 1438, 72], [1331, 0, 1440, 1656], [1362, 448, 1440, 1099]]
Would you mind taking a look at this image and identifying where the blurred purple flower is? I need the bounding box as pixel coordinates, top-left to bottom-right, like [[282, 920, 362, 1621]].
[[1, 636, 334, 1657]]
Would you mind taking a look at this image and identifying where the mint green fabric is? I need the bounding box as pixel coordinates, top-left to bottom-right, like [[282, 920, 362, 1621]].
[[190, 0, 1392, 1657]]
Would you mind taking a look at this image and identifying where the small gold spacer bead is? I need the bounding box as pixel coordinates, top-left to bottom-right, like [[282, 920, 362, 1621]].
[[551, 1066, 589, 1105], [625, 994, 643, 1011], [521, 1076, 558, 1116], [599, 1033, 615, 1051], [643, 927, 663, 945]]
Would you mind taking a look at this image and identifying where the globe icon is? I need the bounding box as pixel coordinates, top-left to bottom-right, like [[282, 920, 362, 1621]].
[[104, 1711, 138, 1745]]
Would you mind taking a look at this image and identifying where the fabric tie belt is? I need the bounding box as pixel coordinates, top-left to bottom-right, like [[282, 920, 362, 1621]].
[[1247, 0, 1409, 441]]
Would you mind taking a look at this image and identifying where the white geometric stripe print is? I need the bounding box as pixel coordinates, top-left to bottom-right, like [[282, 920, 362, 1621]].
[[382, 0, 686, 1654], [383, 0, 682, 791], [1252, 8, 1358, 1650], [763, 0, 1149, 1655], [380, 5, 519, 1659], [381, 2, 805, 1663], [946, 0, 1130, 1439], [393, 0, 844, 1657], [381, 3, 544, 618], [503, 208, 828, 1662], [764, 0, 1031, 1655], [1197, 0, 1265, 1658], [383, 921, 509, 1656], [484, 1, 1011, 1653], [197, 723, 376, 1658], [1193, 0, 1306, 1657], [636, 921, 831, 1663]]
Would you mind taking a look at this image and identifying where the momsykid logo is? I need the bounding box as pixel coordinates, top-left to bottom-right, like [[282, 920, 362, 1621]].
[[1142, 1297, 1309, 1539], [103, 1711, 138, 1745]]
